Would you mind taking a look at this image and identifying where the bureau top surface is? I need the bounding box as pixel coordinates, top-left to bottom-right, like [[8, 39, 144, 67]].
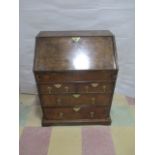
[[34, 30, 118, 71]]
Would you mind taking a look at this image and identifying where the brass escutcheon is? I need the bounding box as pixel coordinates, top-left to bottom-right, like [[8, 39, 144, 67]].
[[54, 84, 62, 88], [102, 85, 106, 92], [90, 112, 94, 118], [91, 83, 99, 87], [59, 112, 64, 118], [72, 37, 80, 42], [73, 106, 81, 112], [57, 98, 61, 105], [73, 94, 80, 98]]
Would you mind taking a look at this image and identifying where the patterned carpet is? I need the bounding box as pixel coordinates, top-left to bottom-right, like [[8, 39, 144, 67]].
[[19, 94, 135, 155]]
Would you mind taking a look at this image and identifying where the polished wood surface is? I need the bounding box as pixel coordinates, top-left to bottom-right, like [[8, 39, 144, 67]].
[[35, 71, 117, 83], [40, 94, 112, 107], [38, 82, 114, 94], [43, 106, 109, 120], [33, 30, 118, 126], [34, 36, 117, 71]]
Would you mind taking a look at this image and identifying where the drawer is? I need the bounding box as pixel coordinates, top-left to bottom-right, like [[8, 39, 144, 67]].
[[38, 82, 114, 94], [40, 94, 111, 107], [77, 82, 114, 93], [39, 83, 76, 94], [35, 70, 117, 83], [43, 106, 109, 120]]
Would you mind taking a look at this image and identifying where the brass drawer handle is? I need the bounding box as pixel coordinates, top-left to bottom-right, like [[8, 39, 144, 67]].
[[73, 94, 80, 98], [73, 106, 81, 112], [59, 112, 64, 118], [90, 112, 94, 118], [102, 85, 106, 92], [91, 97, 96, 104], [91, 83, 99, 87], [72, 37, 80, 42], [57, 98, 61, 105], [47, 86, 52, 94], [54, 84, 62, 88], [64, 86, 69, 92]]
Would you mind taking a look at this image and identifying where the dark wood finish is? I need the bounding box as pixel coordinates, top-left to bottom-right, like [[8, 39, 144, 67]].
[[38, 82, 114, 94], [34, 37, 117, 71], [37, 30, 113, 37], [77, 82, 114, 93], [35, 71, 117, 83], [42, 118, 111, 126], [33, 30, 118, 126], [40, 94, 112, 107], [43, 106, 109, 120]]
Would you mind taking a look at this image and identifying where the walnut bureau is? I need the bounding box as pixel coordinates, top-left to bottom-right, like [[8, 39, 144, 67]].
[[33, 30, 118, 126]]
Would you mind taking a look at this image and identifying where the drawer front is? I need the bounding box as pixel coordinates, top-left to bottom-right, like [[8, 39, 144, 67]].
[[39, 83, 76, 94], [43, 106, 109, 120], [35, 71, 116, 83], [77, 82, 114, 93], [38, 82, 114, 94], [41, 94, 111, 107]]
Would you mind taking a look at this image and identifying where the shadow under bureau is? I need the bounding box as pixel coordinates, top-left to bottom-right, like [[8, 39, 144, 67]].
[[33, 30, 118, 126]]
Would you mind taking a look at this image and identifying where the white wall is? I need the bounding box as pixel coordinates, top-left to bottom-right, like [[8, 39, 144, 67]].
[[20, 0, 135, 97]]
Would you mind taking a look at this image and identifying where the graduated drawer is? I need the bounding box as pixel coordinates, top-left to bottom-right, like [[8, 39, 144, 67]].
[[38, 82, 114, 94], [43, 106, 109, 120], [35, 70, 117, 83], [40, 94, 111, 107]]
